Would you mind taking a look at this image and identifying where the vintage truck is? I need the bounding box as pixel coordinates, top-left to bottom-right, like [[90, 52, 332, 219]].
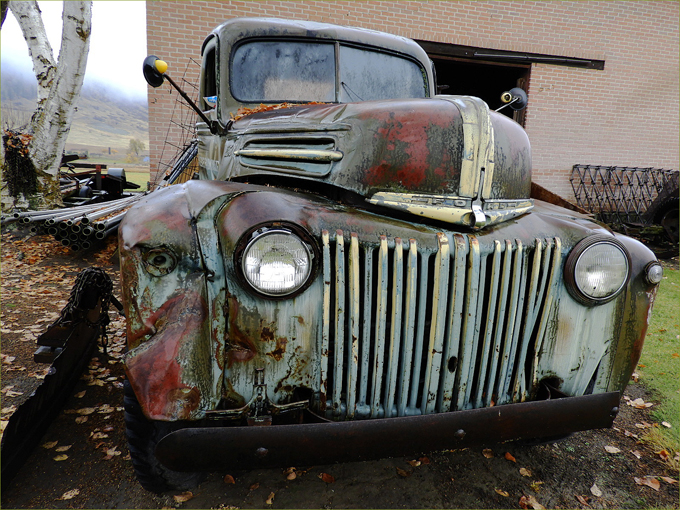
[[121, 17, 663, 492]]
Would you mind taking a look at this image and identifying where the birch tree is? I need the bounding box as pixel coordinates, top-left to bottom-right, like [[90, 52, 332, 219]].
[[1, 1, 91, 210]]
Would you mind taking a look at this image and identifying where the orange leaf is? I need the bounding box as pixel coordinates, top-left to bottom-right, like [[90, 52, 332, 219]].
[[173, 492, 193, 503], [419, 456, 431, 464], [224, 474, 235, 484], [634, 476, 660, 491], [396, 467, 412, 477], [249, 482, 260, 491], [575, 494, 591, 507], [504, 452, 517, 463], [319, 472, 335, 483]]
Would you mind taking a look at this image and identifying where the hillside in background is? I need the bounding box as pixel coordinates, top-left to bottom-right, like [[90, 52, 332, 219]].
[[1, 64, 149, 163]]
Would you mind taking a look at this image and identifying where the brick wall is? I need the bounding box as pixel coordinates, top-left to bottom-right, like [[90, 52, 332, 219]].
[[146, 1, 679, 200]]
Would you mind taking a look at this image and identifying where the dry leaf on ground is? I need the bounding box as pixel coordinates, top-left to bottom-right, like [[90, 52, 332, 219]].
[[590, 483, 602, 497], [265, 492, 275, 505], [407, 459, 421, 467], [53, 454, 68, 461], [505, 452, 517, 462], [660, 476, 678, 485], [319, 472, 335, 483], [519, 494, 546, 509], [249, 482, 260, 491], [519, 467, 532, 477], [396, 467, 411, 477], [604, 445, 621, 454], [634, 476, 660, 491], [575, 494, 590, 507], [223, 474, 235, 484], [59, 489, 80, 500], [482, 448, 494, 458], [495, 488, 509, 497], [173, 491, 194, 503]]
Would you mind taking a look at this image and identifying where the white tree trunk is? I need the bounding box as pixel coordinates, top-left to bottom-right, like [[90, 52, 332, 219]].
[[7, 0, 91, 208]]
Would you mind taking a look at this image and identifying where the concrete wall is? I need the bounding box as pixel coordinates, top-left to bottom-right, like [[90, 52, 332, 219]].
[[146, 0, 679, 200]]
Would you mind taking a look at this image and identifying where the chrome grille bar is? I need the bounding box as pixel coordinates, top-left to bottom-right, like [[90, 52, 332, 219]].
[[319, 231, 560, 419]]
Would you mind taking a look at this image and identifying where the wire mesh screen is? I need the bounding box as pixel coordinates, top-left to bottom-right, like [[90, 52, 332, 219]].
[[152, 58, 201, 189], [570, 165, 679, 225]]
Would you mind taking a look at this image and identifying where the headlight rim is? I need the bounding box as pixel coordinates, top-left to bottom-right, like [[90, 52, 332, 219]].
[[564, 234, 631, 306], [234, 222, 318, 299]]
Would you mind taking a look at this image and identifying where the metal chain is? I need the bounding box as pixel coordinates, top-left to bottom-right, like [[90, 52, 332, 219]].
[[58, 267, 115, 354]]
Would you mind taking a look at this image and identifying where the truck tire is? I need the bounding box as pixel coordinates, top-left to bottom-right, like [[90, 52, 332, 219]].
[[124, 380, 204, 493]]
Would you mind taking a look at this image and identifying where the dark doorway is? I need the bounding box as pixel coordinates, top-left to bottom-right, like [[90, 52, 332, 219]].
[[429, 56, 530, 125]]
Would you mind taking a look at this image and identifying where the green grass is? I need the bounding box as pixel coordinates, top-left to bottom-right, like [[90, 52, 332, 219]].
[[124, 169, 151, 190], [637, 263, 679, 462]]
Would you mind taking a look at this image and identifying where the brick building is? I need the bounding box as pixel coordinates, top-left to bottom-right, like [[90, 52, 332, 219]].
[[145, 1, 679, 200]]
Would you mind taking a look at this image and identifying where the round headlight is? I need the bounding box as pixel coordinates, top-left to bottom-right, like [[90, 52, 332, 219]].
[[241, 229, 313, 297], [645, 261, 664, 285], [565, 236, 630, 305]]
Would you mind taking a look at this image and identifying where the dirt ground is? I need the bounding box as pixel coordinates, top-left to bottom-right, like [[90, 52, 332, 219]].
[[1, 228, 678, 509]]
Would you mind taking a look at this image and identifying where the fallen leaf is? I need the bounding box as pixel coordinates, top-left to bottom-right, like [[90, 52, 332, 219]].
[[530, 481, 544, 492], [660, 476, 678, 485], [104, 447, 121, 460], [657, 449, 670, 461], [604, 445, 621, 454], [91, 432, 109, 440], [41, 440, 58, 449], [627, 398, 654, 409], [505, 452, 517, 462], [419, 456, 431, 464], [631, 450, 642, 459], [519, 494, 546, 509], [495, 488, 509, 497], [55, 445, 72, 452], [283, 467, 297, 480], [396, 467, 411, 477], [76, 407, 96, 415], [624, 430, 639, 439], [590, 483, 602, 497], [249, 483, 260, 491], [407, 459, 421, 467], [53, 454, 68, 461], [634, 476, 660, 491], [482, 448, 494, 458], [74, 391, 86, 398], [519, 467, 532, 477], [575, 494, 591, 507], [223, 474, 235, 484], [319, 473, 335, 483], [630, 372, 639, 382], [75, 416, 88, 424], [265, 492, 275, 505], [59, 488, 80, 500], [173, 491, 194, 503], [662, 421, 672, 428]]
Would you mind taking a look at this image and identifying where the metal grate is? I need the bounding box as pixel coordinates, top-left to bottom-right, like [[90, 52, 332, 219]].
[[570, 164, 679, 225], [318, 230, 562, 420]]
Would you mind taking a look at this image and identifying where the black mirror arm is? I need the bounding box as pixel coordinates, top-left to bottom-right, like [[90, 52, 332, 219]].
[[163, 74, 222, 134]]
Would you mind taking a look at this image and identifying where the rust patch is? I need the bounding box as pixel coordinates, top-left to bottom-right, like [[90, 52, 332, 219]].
[[226, 296, 257, 368], [267, 336, 288, 361]]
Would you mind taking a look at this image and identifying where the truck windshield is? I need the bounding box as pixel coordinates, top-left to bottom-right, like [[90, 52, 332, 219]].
[[231, 40, 427, 103]]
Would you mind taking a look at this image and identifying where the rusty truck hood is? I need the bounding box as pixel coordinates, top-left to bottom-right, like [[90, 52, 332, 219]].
[[216, 96, 533, 229]]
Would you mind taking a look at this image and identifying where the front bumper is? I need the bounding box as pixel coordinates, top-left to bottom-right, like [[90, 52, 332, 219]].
[[155, 391, 620, 471]]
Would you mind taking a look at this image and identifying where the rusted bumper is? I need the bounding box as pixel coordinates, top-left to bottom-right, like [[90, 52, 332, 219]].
[[155, 391, 620, 471]]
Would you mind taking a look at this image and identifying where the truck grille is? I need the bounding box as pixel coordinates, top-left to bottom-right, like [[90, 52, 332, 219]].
[[318, 230, 562, 420]]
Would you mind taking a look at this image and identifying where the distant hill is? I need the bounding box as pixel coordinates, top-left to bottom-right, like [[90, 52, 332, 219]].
[[1, 64, 149, 158]]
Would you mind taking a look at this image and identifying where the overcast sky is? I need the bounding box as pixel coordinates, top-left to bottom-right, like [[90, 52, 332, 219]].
[[1, 1, 148, 99]]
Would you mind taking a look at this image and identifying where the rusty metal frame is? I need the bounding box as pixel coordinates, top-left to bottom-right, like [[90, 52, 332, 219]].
[[155, 391, 620, 471]]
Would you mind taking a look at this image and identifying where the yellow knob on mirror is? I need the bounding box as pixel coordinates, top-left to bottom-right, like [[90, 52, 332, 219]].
[[154, 60, 168, 74]]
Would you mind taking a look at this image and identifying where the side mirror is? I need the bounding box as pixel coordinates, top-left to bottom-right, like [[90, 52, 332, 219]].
[[143, 55, 168, 88], [499, 87, 528, 111]]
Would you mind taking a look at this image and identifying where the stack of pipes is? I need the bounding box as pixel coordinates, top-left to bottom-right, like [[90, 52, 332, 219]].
[[1, 194, 146, 251]]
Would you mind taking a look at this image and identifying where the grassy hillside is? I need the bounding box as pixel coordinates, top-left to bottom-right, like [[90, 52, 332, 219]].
[[1, 66, 149, 165]]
